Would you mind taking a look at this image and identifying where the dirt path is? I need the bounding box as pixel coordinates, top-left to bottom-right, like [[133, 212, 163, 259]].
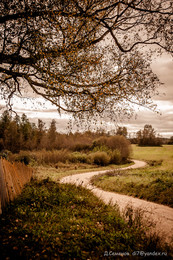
[[60, 160, 173, 246]]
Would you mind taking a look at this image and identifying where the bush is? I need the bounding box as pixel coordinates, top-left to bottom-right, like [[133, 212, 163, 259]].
[[92, 135, 131, 162], [12, 149, 70, 165], [90, 151, 110, 166], [71, 143, 91, 152], [92, 136, 108, 149], [109, 149, 122, 164], [0, 150, 12, 160], [67, 152, 87, 163], [15, 155, 31, 165], [106, 135, 131, 160], [92, 145, 109, 153]]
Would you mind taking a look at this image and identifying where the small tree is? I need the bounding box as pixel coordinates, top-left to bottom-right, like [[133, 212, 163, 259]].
[[48, 119, 57, 149]]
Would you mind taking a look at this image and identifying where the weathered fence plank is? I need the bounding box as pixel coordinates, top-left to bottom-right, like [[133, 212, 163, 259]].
[[0, 158, 33, 214]]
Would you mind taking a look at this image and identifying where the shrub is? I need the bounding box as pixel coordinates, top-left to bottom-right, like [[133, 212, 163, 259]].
[[92, 145, 109, 153], [92, 136, 108, 149], [109, 149, 122, 164], [71, 143, 91, 152], [90, 151, 110, 166], [106, 135, 131, 160], [0, 150, 12, 160], [13, 149, 70, 165], [92, 135, 131, 162], [67, 152, 87, 163], [15, 155, 31, 165]]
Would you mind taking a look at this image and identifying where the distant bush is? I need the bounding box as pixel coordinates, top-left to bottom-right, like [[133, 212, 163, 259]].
[[71, 143, 91, 152], [92, 136, 108, 149], [15, 155, 31, 165], [92, 135, 131, 162], [109, 149, 122, 165], [92, 145, 109, 153], [106, 135, 131, 160], [12, 149, 70, 165], [0, 150, 12, 160], [89, 151, 110, 166], [147, 160, 163, 167], [67, 152, 87, 163]]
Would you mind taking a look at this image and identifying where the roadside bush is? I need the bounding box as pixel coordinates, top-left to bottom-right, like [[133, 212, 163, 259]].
[[106, 135, 131, 160], [92, 136, 108, 149], [15, 155, 31, 165], [38, 149, 69, 164], [109, 149, 122, 164], [92, 135, 131, 162], [92, 145, 109, 153], [67, 152, 87, 163], [0, 150, 12, 160], [90, 151, 110, 166], [12, 149, 70, 165]]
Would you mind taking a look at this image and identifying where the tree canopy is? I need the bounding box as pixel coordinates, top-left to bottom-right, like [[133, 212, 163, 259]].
[[0, 0, 172, 121]]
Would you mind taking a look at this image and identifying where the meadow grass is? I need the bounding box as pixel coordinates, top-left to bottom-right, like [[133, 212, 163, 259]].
[[91, 145, 173, 207], [0, 178, 170, 259], [33, 162, 133, 182], [131, 145, 173, 171]]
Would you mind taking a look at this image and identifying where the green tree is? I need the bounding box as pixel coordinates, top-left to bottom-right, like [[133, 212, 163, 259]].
[[0, 1, 172, 122]]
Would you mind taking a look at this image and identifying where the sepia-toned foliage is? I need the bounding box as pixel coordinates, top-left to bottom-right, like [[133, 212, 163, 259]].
[[0, 112, 131, 164], [0, 0, 172, 121], [136, 124, 162, 146]]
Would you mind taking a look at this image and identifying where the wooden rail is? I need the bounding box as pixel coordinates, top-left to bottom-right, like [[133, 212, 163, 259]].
[[0, 158, 33, 214]]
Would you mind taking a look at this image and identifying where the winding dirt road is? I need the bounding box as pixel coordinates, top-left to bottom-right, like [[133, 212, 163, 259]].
[[60, 160, 173, 246]]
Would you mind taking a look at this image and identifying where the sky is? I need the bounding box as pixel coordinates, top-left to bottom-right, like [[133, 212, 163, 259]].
[[0, 53, 173, 138]]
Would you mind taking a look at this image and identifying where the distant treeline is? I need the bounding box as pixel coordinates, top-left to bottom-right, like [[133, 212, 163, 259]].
[[0, 111, 172, 156], [0, 111, 127, 154], [0, 111, 132, 166]]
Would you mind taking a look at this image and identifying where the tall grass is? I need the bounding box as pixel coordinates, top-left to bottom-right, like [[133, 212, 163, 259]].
[[0, 179, 170, 259]]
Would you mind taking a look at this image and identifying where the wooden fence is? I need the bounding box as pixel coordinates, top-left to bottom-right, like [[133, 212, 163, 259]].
[[0, 158, 33, 214]]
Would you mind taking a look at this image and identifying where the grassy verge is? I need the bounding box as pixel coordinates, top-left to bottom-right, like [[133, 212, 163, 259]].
[[91, 145, 173, 207], [0, 179, 170, 259], [33, 161, 133, 181]]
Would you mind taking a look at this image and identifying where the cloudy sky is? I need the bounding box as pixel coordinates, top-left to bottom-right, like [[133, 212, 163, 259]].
[[122, 53, 173, 138], [0, 53, 173, 138]]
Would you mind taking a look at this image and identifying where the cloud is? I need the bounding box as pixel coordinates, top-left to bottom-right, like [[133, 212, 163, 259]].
[[121, 100, 173, 137], [152, 54, 173, 102]]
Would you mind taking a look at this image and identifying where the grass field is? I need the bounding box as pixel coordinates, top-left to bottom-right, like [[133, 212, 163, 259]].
[[91, 145, 173, 207], [0, 179, 170, 259]]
